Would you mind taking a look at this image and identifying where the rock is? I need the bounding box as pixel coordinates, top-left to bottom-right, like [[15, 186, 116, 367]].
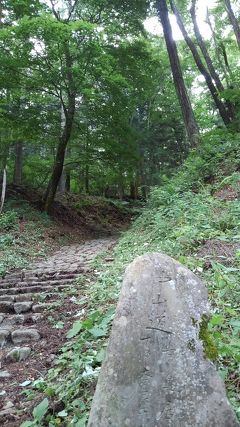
[[15, 293, 33, 302], [0, 301, 13, 313], [2, 314, 25, 327], [6, 347, 31, 363], [0, 295, 15, 302], [32, 303, 52, 313], [88, 253, 239, 427], [0, 315, 4, 324], [31, 314, 43, 322], [14, 301, 32, 314], [0, 370, 11, 379], [0, 329, 11, 346], [11, 328, 40, 344]]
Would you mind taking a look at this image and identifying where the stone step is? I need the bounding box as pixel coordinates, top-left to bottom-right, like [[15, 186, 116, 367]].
[[23, 272, 80, 282], [0, 284, 71, 296], [0, 301, 33, 314], [11, 328, 41, 344], [0, 278, 76, 289], [1, 313, 43, 328], [0, 327, 41, 347]]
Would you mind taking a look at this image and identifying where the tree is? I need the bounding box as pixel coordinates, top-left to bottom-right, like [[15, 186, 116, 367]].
[[170, 0, 232, 126], [156, 0, 200, 147], [224, 0, 240, 49]]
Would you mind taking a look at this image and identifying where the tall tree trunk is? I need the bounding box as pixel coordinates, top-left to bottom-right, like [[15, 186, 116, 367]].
[[206, 8, 232, 86], [43, 103, 75, 213], [43, 43, 75, 213], [0, 168, 6, 214], [85, 164, 89, 194], [13, 142, 23, 185], [224, 0, 240, 49], [191, 0, 224, 92], [170, 0, 232, 126], [191, 1, 234, 119], [156, 0, 200, 147]]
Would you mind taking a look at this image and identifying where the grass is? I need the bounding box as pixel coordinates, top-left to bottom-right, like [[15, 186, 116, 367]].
[[0, 201, 55, 277], [19, 129, 240, 425]]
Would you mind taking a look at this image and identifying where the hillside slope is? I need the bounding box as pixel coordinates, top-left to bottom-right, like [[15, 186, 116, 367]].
[[15, 130, 240, 425]]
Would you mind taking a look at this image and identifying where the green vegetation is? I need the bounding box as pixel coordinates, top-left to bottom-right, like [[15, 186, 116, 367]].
[[0, 202, 53, 277], [20, 130, 240, 425], [1, 0, 240, 425]]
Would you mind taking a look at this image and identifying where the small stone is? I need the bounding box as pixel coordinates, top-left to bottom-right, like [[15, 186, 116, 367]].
[[0, 329, 11, 346], [14, 301, 32, 314], [32, 303, 52, 313], [0, 302, 13, 313], [0, 370, 11, 379], [31, 314, 43, 322], [0, 315, 4, 324], [11, 328, 40, 344], [6, 347, 31, 363]]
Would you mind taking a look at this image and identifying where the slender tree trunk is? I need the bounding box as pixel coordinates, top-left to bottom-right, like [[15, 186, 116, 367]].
[[43, 103, 75, 212], [191, 1, 234, 119], [0, 168, 6, 214], [206, 8, 231, 86], [43, 43, 76, 213], [85, 164, 89, 194], [156, 0, 200, 147], [224, 0, 240, 49], [13, 142, 23, 185], [191, 1, 224, 92], [170, 0, 232, 126]]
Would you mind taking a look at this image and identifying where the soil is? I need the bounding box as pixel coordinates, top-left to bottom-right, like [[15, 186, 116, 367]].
[[195, 239, 239, 266]]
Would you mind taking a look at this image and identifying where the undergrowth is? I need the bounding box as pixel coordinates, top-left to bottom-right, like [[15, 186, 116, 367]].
[[0, 201, 54, 277], [21, 130, 240, 425]]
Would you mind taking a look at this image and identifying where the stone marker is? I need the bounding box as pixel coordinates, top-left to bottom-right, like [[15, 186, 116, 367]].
[[88, 253, 239, 427]]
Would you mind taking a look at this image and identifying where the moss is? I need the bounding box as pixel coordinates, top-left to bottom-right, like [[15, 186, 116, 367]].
[[199, 314, 218, 361]]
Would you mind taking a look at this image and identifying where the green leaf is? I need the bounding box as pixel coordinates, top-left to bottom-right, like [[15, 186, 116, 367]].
[[20, 422, 35, 427], [66, 320, 82, 338], [32, 398, 49, 422], [89, 327, 106, 338], [57, 410, 68, 417], [210, 314, 224, 326], [20, 380, 32, 387], [96, 347, 106, 363], [54, 321, 65, 329]]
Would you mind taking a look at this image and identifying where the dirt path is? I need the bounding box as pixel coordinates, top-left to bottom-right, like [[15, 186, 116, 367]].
[[0, 237, 116, 425]]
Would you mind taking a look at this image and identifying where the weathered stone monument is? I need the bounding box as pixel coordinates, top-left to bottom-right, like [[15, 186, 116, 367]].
[[88, 253, 239, 427]]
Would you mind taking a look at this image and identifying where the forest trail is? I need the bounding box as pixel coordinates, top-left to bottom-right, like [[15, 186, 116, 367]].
[[0, 237, 116, 424]]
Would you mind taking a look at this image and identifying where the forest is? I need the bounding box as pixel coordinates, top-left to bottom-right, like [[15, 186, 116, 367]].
[[0, 0, 240, 426]]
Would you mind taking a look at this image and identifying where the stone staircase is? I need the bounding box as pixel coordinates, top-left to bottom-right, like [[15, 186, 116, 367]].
[[0, 238, 115, 386]]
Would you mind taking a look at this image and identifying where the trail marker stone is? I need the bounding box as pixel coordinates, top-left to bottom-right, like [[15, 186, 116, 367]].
[[88, 253, 239, 427]]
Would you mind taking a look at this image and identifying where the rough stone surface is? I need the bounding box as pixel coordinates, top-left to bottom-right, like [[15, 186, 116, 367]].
[[32, 303, 52, 313], [11, 328, 40, 344], [0, 329, 11, 347], [14, 301, 32, 314], [0, 370, 11, 378], [5, 347, 31, 363], [88, 253, 239, 427], [0, 302, 13, 313]]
